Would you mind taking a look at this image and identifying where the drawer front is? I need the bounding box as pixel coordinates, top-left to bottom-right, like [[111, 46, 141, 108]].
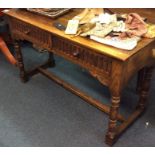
[[9, 17, 112, 78], [51, 35, 112, 75], [9, 18, 52, 49]]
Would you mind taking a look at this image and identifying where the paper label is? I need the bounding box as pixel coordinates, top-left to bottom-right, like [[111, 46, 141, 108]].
[[65, 20, 79, 35]]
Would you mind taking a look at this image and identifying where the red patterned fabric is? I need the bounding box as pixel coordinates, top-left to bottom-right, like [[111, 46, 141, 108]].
[[120, 13, 147, 38]]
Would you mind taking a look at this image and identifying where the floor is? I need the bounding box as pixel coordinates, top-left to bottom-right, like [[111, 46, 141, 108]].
[[0, 43, 155, 147]]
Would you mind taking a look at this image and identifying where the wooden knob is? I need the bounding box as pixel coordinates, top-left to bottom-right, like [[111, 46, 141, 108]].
[[73, 51, 79, 57], [24, 30, 30, 35]]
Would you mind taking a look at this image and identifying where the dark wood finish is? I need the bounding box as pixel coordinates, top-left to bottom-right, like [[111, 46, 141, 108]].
[[38, 67, 125, 122], [4, 9, 155, 146], [13, 41, 28, 82], [110, 8, 155, 96], [137, 66, 155, 110]]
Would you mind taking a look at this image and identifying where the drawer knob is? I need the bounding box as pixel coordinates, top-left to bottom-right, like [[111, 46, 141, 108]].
[[73, 51, 79, 57], [24, 30, 30, 35]]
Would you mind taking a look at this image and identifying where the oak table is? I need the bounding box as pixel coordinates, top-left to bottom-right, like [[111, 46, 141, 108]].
[[4, 9, 155, 146]]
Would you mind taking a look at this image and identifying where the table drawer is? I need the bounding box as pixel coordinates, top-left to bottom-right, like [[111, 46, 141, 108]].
[[9, 18, 52, 49], [9, 18, 112, 76], [51, 35, 112, 75]]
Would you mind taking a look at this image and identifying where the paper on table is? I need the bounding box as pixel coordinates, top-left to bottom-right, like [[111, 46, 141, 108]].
[[65, 20, 79, 35], [90, 35, 140, 50]]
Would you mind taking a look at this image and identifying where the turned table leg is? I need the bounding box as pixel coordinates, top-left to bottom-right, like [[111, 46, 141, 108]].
[[136, 68, 146, 94], [47, 52, 55, 67], [137, 66, 154, 110], [105, 94, 121, 145], [14, 40, 28, 83], [105, 62, 123, 146], [105, 66, 154, 146]]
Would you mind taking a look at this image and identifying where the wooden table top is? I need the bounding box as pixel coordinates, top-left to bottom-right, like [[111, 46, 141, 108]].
[[4, 9, 155, 61]]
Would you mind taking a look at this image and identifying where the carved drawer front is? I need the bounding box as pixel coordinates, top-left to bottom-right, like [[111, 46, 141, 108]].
[[52, 35, 112, 75], [10, 18, 52, 49]]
